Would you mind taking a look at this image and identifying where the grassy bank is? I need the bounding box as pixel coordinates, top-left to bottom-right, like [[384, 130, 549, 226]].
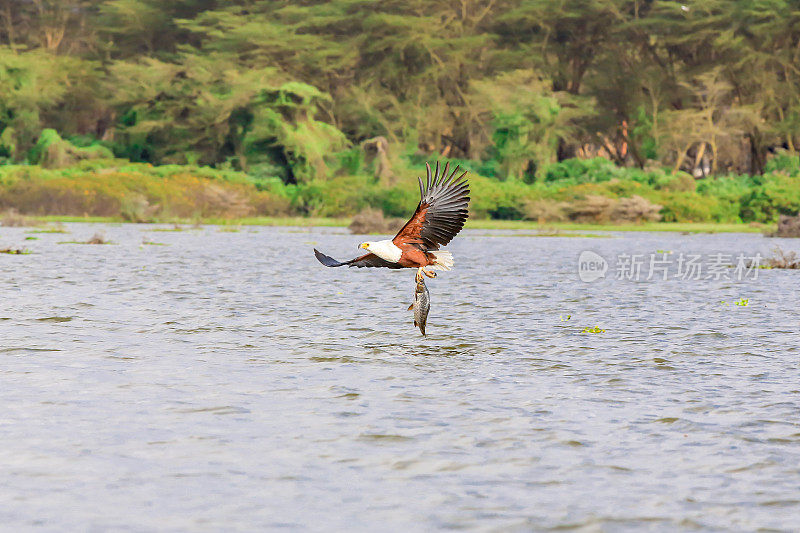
[[22, 214, 770, 234], [466, 221, 769, 233], [1, 157, 798, 228], [29, 215, 351, 227]]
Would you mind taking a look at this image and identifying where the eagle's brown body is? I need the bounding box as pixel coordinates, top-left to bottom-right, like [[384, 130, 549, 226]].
[[396, 246, 436, 268]]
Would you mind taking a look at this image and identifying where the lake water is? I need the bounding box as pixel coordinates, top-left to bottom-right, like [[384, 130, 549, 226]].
[[1, 223, 799, 531]]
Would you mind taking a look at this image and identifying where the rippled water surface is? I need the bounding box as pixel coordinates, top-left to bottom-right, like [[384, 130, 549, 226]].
[[2, 223, 799, 531]]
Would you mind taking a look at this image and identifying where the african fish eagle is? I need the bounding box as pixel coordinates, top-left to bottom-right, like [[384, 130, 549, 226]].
[[314, 162, 470, 279]]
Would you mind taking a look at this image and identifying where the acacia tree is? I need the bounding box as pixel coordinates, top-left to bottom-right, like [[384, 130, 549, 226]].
[[661, 70, 760, 174], [473, 69, 591, 180], [108, 53, 348, 180], [2, 0, 799, 176], [0, 47, 104, 160], [495, 0, 621, 95], [345, 0, 504, 158], [640, 0, 800, 173], [0, 0, 98, 53]]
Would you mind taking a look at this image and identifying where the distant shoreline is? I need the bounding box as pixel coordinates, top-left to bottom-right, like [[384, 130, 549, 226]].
[[24, 216, 770, 234]]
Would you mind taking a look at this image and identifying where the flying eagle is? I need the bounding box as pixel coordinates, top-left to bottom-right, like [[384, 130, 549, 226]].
[[314, 162, 470, 279]]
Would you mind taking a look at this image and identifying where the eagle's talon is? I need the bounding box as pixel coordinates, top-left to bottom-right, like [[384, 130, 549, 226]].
[[416, 267, 436, 280]]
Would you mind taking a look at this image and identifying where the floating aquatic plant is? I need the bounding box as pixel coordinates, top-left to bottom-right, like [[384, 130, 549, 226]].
[[26, 226, 68, 234], [735, 298, 749, 307], [560, 315, 571, 321], [581, 326, 605, 333], [152, 224, 184, 232], [59, 232, 112, 245], [0, 248, 31, 255]]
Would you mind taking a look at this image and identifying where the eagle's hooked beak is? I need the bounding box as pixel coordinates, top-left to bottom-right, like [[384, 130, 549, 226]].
[[359, 243, 369, 249]]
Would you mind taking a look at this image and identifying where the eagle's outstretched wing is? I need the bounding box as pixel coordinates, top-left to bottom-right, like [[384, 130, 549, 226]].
[[313, 248, 403, 269], [392, 162, 469, 251]]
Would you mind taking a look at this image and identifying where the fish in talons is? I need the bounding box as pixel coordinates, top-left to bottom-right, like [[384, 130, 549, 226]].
[[408, 270, 431, 336]]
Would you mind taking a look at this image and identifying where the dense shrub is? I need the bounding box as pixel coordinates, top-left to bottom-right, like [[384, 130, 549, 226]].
[[655, 172, 696, 192], [765, 150, 800, 175], [611, 196, 662, 222], [543, 158, 623, 184], [370, 184, 419, 218], [0, 162, 290, 220], [289, 175, 375, 217], [523, 199, 569, 222], [29, 130, 113, 168], [468, 176, 534, 219], [1, 155, 800, 224], [741, 173, 800, 222], [657, 192, 722, 222]]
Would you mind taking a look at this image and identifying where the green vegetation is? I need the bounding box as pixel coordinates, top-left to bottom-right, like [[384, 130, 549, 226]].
[[26, 226, 69, 233], [582, 326, 606, 334], [1, 2, 799, 225], [18, 213, 770, 233], [0, 247, 31, 254], [722, 298, 752, 306], [0, 158, 795, 226]]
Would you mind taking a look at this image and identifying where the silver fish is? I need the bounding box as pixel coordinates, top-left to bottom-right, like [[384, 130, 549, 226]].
[[408, 272, 430, 335]]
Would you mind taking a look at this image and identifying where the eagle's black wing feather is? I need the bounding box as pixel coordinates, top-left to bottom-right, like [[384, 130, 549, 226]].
[[393, 163, 469, 251], [314, 249, 402, 269]]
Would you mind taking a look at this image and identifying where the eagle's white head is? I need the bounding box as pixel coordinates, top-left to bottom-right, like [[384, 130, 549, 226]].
[[358, 239, 402, 262]]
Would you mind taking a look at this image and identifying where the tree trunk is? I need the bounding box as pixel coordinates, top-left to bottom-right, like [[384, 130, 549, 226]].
[[748, 131, 766, 175]]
